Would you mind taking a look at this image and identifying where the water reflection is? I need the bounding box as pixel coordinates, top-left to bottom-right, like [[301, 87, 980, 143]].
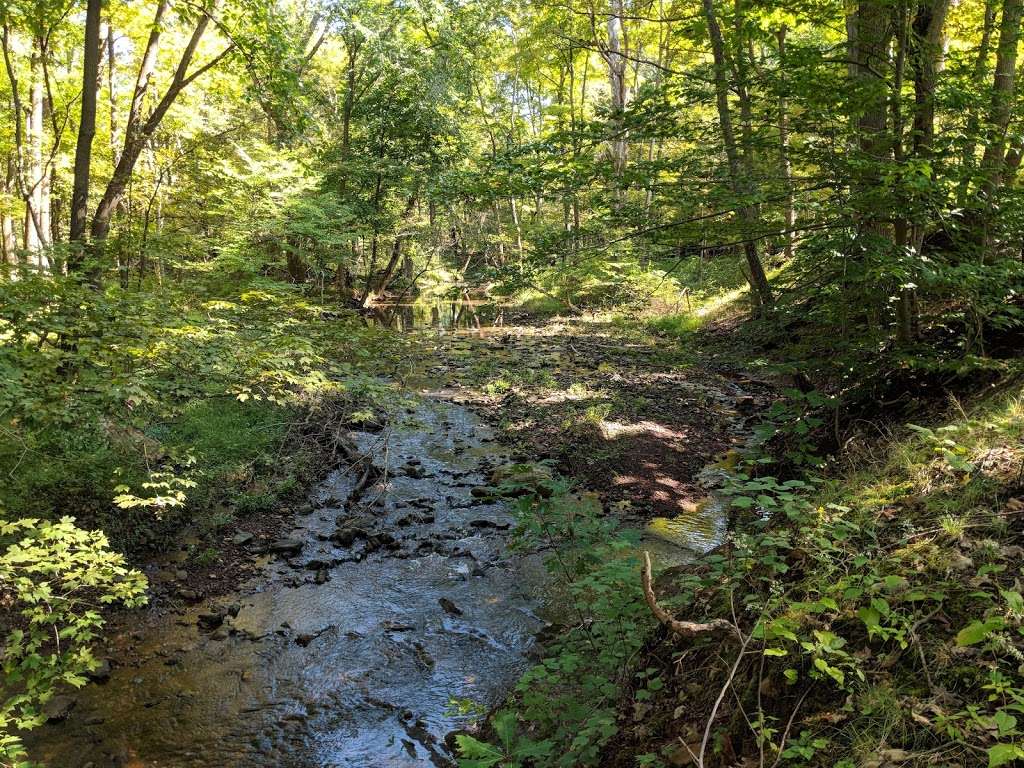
[[366, 298, 506, 333]]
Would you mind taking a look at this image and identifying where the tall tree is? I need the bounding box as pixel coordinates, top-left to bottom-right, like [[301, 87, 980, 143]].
[[68, 0, 103, 255], [702, 0, 773, 310]]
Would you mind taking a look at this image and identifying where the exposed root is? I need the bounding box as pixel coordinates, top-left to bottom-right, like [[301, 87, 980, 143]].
[[641, 551, 734, 638]]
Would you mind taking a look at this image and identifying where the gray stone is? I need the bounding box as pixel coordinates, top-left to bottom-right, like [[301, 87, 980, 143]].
[[86, 658, 111, 683], [43, 695, 76, 722], [268, 538, 304, 556]]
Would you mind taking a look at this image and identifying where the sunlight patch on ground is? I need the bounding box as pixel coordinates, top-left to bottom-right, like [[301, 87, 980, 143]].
[[599, 419, 687, 442]]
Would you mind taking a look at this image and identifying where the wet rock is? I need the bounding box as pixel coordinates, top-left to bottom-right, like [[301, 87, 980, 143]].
[[438, 597, 463, 617], [227, 602, 242, 618], [470, 486, 491, 498], [231, 531, 254, 546], [332, 527, 366, 547], [43, 695, 76, 722], [296, 502, 315, 515], [469, 518, 511, 531], [174, 569, 189, 581], [86, 658, 112, 683], [268, 538, 304, 556], [197, 608, 227, 630], [315, 569, 330, 584]]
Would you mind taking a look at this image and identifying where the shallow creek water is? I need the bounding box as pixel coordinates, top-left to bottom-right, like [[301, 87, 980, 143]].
[[25, 319, 745, 767], [26, 399, 550, 767]]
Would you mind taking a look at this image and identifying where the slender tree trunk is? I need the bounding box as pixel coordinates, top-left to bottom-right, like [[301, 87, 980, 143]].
[[106, 20, 119, 165], [339, 36, 360, 196], [605, 0, 629, 205], [702, 0, 773, 309], [979, 0, 1024, 201], [776, 26, 796, 259], [958, 0, 997, 202], [91, 0, 229, 241], [25, 43, 47, 260], [69, 0, 103, 263], [510, 197, 524, 257], [852, 0, 894, 236], [372, 193, 419, 300]]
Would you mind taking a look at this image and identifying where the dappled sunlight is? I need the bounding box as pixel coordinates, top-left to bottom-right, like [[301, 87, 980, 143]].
[[599, 419, 688, 443]]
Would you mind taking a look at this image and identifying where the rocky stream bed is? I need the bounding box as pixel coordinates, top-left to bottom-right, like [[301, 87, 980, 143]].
[[24, 315, 764, 767]]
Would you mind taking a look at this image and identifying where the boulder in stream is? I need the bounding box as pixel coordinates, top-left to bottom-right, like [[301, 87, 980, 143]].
[[268, 538, 304, 556], [43, 695, 76, 722]]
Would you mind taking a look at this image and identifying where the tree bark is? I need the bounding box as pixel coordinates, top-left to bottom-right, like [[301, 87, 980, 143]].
[[776, 26, 795, 259], [605, 0, 629, 203], [958, 0, 997, 202], [69, 0, 103, 258], [852, 0, 894, 232], [979, 0, 1024, 200], [91, 1, 230, 241], [702, 0, 773, 309], [25, 41, 48, 260]]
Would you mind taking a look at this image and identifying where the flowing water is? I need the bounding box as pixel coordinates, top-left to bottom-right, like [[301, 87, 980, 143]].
[[25, 316, 743, 767], [25, 399, 549, 768]]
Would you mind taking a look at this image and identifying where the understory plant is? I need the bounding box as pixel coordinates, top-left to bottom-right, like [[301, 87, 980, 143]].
[[463, 388, 1024, 768], [0, 512, 147, 766]]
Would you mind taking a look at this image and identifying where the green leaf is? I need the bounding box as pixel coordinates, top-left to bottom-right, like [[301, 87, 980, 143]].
[[993, 711, 1018, 737], [956, 617, 1006, 646], [987, 743, 1024, 768]]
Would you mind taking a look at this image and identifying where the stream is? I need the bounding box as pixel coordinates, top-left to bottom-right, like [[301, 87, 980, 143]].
[[25, 313, 740, 767], [26, 398, 549, 767]]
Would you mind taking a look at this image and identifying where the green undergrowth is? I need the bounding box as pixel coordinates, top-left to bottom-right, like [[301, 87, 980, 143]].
[[459, 379, 1024, 768], [0, 271, 405, 763], [0, 272, 403, 554], [455, 477, 653, 768]]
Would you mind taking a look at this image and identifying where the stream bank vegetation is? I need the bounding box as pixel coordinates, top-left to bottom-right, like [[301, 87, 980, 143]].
[[0, 0, 1023, 765]]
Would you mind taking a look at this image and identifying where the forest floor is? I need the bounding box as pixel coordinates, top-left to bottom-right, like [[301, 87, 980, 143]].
[[403, 316, 775, 523], [23, 310, 779, 766]]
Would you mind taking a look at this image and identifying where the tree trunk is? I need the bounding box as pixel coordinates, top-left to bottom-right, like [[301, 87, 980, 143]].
[[91, 1, 228, 241], [702, 0, 773, 309], [370, 194, 419, 301], [852, 0, 894, 233], [776, 26, 796, 259], [68, 0, 103, 261], [605, 0, 629, 203], [958, 0, 997, 202], [979, 0, 1024, 200], [25, 42, 48, 261], [106, 20, 119, 165]]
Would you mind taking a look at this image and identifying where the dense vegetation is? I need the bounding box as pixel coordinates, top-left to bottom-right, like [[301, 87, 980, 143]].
[[1, 0, 1023, 765]]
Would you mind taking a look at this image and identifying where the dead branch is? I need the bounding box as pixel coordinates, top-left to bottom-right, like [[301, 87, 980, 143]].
[[642, 551, 734, 638]]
